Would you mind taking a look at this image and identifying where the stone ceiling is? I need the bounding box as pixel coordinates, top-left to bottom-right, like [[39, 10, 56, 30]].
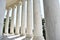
[[6, 0, 18, 7]]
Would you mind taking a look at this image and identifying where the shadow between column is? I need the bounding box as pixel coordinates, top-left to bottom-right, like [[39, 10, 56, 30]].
[[22, 37, 32, 40]]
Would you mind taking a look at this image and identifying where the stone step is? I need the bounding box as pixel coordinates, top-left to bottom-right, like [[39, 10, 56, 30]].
[[1, 35, 25, 40]]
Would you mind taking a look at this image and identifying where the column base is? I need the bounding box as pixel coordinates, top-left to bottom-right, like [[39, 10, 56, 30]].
[[26, 34, 33, 38], [22, 37, 32, 40], [20, 34, 26, 36], [33, 36, 45, 40], [4, 33, 9, 36], [15, 33, 20, 35], [4, 33, 8, 34], [10, 33, 14, 34], [24, 38, 32, 40]]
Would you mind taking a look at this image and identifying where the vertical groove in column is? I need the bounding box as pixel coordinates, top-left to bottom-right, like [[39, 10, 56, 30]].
[[21, 0, 27, 36], [15, 2, 21, 35], [26, 0, 33, 38], [5, 8, 10, 34], [33, 0, 44, 40], [10, 6, 16, 34]]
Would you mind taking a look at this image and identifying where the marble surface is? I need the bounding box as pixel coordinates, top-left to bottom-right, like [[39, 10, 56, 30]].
[[0, 35, 24, 40], [0, 35, 32, 40]]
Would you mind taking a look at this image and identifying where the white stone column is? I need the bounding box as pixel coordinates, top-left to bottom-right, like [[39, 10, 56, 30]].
[[26, 0, 33, 38], [10, 6, 16, 34], [5, 8, 10, 34], [33, 0, 44, 40], [15, 2, 21, 35], [21, 0, 27, 36], [44, 0, 60, 40], [0, 0, 6, 39]]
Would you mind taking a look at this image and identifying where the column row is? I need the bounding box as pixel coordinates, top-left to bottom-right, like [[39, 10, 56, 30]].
[[4, 0, 44, 40], [2, 0, 60, 40]]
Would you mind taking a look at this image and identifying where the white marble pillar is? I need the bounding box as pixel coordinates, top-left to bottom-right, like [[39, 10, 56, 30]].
[[44, 0, 60, 40], [0, 0, 6, 39], [26, 0, 33, 38], [15, 2, 21, 35], [5, 8, 10, 34], [21, 0, 27, 36], [33, 0, 44, 40], [10, 6, 16, 34]]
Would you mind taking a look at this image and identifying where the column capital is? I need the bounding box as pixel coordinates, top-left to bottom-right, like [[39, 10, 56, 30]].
[[6, 0, 22, 9], [16, 1, 22, 6], [11, 5, 16, 9], [22, 0, 26, 1], [6, 7, 11, 10]]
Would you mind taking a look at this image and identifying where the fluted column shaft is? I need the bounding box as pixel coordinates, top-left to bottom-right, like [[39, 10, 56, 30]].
[[10, 7, 16, 34], [21, 0, 27, 36], [26, 0, 33, 38], [44, 0, 60, 40], [33, 0, 44, 40], [15, 3, 21, 35], [5, 9, 10, 34]]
